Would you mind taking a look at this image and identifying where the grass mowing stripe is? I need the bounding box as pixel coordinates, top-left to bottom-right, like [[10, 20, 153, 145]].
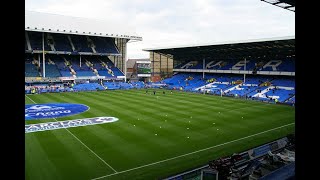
[[71, 92, 218, 141], [25, 133, 61, 180], [37, 93, 192, 147], [26, 90, 294, 179], [25, 94, 118, 173], [31, 92, 294, 153], [96, 90, 278, 115], [91, 122, 294, 180]]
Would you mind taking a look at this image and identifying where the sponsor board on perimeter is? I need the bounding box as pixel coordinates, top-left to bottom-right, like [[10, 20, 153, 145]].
[[25, 117, 119, 133]]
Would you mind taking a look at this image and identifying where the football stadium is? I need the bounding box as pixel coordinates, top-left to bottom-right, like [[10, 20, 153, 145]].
[[25, 1, 295, 180]]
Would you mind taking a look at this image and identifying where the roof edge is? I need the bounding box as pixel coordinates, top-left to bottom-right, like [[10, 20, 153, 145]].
[[25, 10, 142, 41], [143, 36, 295, 51]]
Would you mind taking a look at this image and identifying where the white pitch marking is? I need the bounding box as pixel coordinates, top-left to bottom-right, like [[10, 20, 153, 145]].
[[25, 95, 118, 173], [91, 122, 295, 180]]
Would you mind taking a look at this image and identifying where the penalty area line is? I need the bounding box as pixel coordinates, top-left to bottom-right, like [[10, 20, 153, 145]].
[[25, 95, 118, 173], [91, 122, 295, 180]]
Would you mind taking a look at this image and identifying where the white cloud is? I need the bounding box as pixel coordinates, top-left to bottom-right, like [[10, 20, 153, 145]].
[[26, 0, 295, 59]]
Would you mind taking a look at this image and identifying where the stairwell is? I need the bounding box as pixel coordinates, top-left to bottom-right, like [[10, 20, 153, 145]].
[[99, 80, 106, 89], [252, 86, 274, 98], [100, 60, 114, 76], [284, 95, 295, 103], [85, 59, 99, 76], [32, 58, 42, 77], [48, 58, 55, 65], [47, 33, 56, 51], [224, 84, 240, 93], [86, 36, 97, 53], [67, 35, 75, 51], [195, 82, 217, 91], [63, 57, 76, 77], [25, 32, 32, 50], [245, 87, 259, 96]]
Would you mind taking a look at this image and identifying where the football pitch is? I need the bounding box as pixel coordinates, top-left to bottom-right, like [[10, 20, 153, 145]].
[[25, 89, 295, 180]]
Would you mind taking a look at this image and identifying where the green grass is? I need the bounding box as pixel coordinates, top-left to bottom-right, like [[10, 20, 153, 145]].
[[25, 89, 295, 180]]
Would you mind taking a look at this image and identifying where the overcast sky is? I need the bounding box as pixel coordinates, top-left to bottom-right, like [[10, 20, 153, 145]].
[[25, 0, 295, 59]]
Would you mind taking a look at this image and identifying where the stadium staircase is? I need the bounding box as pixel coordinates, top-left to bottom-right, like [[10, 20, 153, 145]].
[[63, 58, 77, 77], [265, 88, 295, 102], [51, 33, 73, 52], [67, 35, 76, 51], [252, 86, 272, 98], [52, 56, 73, 77], [227, 85, 259, 97], [69, 58, 95, 77], [85, 59, 99, 76], [285, 96, 295, 104], [157, 72, 295, 104], [89, 58, 105, 76], [46, 33, 56, 51], [25, 32, 32, 50], [89, 36, 120, 54], [33, 59, 42, 76], [70, 35, 92, 52], [100, 59, 115, 77], [86, 36, 97, 53], [224, 84, 240, 93]]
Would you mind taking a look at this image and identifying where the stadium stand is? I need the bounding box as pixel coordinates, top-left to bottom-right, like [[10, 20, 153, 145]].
[[69, 34, 93, 52], [51, 33, 73, 52], [25, 63, 41, 77], [25, 53, 125, 79], [164, 134, 295, 180], [28, 31, 51, 51], [25, 2, 294, 179], [156, 71, 295, 104], [89, 36, 119, 54], [175, 59, 295, 72]]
